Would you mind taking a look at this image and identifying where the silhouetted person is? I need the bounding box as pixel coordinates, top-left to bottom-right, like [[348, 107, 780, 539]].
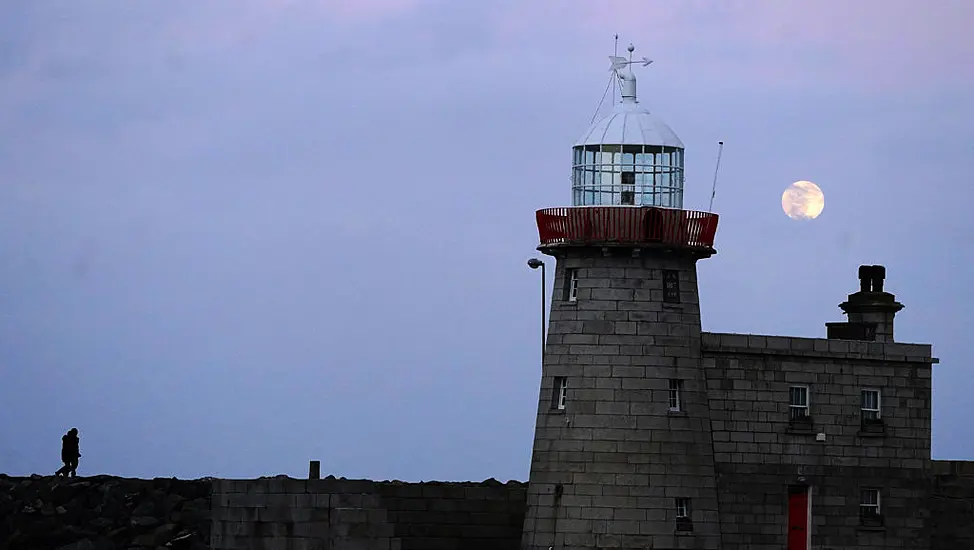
[[55, 428, 80, 477]]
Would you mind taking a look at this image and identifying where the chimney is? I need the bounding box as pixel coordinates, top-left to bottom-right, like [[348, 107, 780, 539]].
[[828, 265, 904, 343]]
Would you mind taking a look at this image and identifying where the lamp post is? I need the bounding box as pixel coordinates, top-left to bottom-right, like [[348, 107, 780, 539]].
[[527, 258, 546, 363]]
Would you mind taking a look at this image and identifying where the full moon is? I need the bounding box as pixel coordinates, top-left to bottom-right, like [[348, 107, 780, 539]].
[[782, 180, 825, 220]]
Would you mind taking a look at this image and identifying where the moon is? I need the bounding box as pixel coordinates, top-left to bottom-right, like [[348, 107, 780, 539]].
[[782, 180, 825, 220]]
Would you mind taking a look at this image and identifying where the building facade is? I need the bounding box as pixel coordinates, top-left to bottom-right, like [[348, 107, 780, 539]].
[[521, 46, 936, 550]]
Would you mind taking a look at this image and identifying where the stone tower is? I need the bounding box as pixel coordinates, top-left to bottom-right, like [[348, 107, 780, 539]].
[[521, 45, 723, 549]]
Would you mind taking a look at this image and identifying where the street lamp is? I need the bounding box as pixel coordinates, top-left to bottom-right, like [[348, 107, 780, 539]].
[[527, 258, 546, 363]]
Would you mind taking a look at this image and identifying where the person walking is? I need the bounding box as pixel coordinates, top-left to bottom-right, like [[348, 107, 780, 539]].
[[55, 428, 80, 477]]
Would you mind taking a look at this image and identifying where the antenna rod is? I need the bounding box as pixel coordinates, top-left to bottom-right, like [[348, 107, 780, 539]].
[[612, 34, 619, 104], [708, 141, 724, 212]]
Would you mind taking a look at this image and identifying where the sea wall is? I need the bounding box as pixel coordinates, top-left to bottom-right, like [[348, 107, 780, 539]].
[[0, 474, 211, 550], [929, 460, 974, 550], [211, 476, 527, 550], [7, 466, 969, 549]]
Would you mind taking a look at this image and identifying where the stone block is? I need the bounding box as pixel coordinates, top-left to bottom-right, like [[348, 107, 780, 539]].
[[619, 300, 663, 312], [577, 299, 619, 311], [598, 334, 644, 346], [765, 336, 791, 350], [570, 344, 619, 355], [628, 311, 659, 322], [614, 321, 637, 335], [562, 333, 600, 345], [610, 365, 646, 378], [790, 337, 815, 351]]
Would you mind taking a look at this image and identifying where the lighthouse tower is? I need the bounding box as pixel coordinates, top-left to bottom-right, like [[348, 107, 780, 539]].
[[522, 45, 722, 549]]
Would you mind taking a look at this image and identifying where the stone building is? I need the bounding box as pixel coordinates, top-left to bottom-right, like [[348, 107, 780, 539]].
[[520, 45, 938, 550]]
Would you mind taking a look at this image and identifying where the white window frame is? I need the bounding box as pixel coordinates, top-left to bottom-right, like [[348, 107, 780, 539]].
[[553, 377, 568, 410], [860, 488, 881, 517], [565, 269, 579, 302], [861, 388, 881, 420], [676, 497, 691, 519], [789, 385, 810, 420], [668, 379, 683, 412]]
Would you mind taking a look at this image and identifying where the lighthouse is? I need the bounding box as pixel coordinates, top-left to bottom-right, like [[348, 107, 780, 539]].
[[521, 44, 722, 549]]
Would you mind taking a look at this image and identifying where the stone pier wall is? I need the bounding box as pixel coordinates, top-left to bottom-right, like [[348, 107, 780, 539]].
[[211, 476, 527, 550], [0, 474, 526, 550], [4, 461, 974, 549], [929, 460, 974, 550]]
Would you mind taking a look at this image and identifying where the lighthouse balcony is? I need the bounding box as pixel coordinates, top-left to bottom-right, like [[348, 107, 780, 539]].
[[536, 206, 719, 253]]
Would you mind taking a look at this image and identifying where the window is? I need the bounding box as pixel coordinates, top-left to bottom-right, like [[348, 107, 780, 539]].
[[662, 269, 680, 303], [861, 389, 881, 420], [789, 386, 810, 421], [668, 379, 683, 412], [551, 377, 568, 410], [621, 171, 635, 205], [564, 269, 579, 302], [860, 489, 882, 525], [675, 498, 692, 532]]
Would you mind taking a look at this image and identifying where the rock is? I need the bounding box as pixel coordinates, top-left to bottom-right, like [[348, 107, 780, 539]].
[[131, 516, 161, 528], [56, 540, 96, 550], [107, 526, 130, 538], [0, 475, 211, 549], [132, 532, 158, 546], [90, 517, 113, 528], [166, 530, 193, 547], [150, 523, 180, 545], [132, 498, 157, 516]]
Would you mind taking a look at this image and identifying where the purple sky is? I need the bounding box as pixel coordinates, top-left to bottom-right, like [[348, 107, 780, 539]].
[[2, 1, 972, 482]]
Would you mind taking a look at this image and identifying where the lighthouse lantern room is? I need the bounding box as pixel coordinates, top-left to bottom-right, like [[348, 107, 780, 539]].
[[536, 43, 718, 255], [572, 46, 686, 209]]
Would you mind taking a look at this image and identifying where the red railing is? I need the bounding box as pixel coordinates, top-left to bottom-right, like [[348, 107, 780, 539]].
[[536, 206, 719, 248]]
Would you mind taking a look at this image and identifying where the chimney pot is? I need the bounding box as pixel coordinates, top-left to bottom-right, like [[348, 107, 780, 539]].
[[858, 265, 871, 292], [871, 265, 886, 292]]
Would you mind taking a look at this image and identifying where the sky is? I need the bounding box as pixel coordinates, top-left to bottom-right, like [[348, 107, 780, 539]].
[[1, 0, 972, 482]]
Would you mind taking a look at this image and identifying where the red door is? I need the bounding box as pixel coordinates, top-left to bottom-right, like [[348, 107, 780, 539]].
[[787, 487, 809, 550]]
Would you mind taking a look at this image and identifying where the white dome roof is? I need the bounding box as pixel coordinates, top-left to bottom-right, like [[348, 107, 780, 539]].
[[575, 100, 684, 149]]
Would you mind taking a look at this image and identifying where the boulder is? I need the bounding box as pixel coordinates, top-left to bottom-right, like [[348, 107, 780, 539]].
[[0, 475, 211, 550]]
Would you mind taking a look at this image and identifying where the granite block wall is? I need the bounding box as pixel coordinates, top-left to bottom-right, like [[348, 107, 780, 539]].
[[210, 476, 526, 550], [522, 251, 721, 550], [701, 331, 935, 549], [929, 460, 974, 550]]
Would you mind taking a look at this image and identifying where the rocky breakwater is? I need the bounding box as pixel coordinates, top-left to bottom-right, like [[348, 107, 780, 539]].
[[0, 474, 211, 550]]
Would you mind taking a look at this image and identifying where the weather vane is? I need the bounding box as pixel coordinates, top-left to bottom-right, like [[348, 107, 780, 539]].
[[609, 42, 653, 75], [591, 37, 655, 121]]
